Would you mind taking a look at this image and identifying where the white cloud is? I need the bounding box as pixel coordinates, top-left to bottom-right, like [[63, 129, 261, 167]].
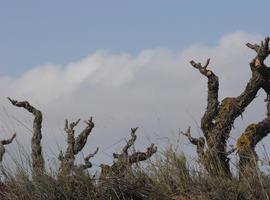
[[0, 31, 269, 168]]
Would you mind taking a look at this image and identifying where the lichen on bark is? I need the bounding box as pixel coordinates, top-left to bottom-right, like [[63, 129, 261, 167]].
[[185, 37, 270, 177], [237, 101, 270, 177]]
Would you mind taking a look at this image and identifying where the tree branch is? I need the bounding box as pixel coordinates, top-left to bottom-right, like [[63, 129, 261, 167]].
[[73, 117, 95, 154], [129, 143, 157, 164], [8, 97, 44, 175], [1, 133, 16, 145], [100, 127, 157, 178], [187, 37, 270, 177], [190, 59, 219, 137], [122, 127, 138, 154], [59, 118, 96, 175], [217, 37, 270, 140], [246, 37, 270, 68], [0, 133, 16, 162], [77, 147, 99, 170], [237, 101, 270, 176], [181, 127, 205, 164], [59, 119, 80, 174], [190, 58, 212, 77]]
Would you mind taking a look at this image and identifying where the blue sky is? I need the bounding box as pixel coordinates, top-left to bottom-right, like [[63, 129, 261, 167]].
[[0, 0, 269, 75]]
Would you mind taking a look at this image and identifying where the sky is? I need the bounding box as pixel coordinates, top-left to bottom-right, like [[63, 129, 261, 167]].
[[0, 1, 269, 75], [0, 1, 270, 170]]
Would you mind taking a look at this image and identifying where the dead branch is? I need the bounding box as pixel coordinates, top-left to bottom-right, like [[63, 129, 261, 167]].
[[122, 127, 137, 154], [58, 119, 80, 174], [190, 59, 219, 140], [190, 58, 212, 77], [74, 117, 95, 154], [8, 97, 44, 176], [100, 127, 157, 178], [59, 118, 97, 175], [0, 133, 16, 162], [128, 143, 157, 164], [181, 127, 205, 165], [246, 37, 270, 68], [77, 147, 99, 170]]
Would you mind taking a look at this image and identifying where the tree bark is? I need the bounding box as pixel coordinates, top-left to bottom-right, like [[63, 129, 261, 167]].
[[8, 98, 45, 176], [187, 37, 270, 177], [58, 118, 96, 176], [100, 127, 157, 178], [237, 101, 270, 177]]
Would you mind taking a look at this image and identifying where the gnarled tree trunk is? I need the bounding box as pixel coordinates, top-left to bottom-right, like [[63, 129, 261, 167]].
[[8, 98, 45, 177], [58, 117, 96, 176], [183, 37, 270, 177], [237, 101, 270, 177]]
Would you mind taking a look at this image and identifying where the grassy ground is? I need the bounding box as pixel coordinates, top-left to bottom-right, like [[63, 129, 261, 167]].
[[0, 146, 270, 200]]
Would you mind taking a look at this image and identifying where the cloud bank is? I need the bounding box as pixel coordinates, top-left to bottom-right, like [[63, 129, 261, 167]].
[[0, 31, 268, 167]]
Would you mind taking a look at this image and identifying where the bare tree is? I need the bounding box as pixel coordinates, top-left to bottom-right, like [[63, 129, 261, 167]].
[[8, 98, 44, 176], [58, 117, 97, 176], [183, 37, 270, 177], [97, 127, 157, 199], [76, 147, 99, 171], [100, 127, 157, 179]]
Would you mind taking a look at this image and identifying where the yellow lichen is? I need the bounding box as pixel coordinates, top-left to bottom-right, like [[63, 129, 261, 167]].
[[215, 97, 234, 124], [236, 123, 257, 151]]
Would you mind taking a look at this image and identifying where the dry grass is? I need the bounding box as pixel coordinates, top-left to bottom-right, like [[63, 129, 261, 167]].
[[0, 145, 270, 199]]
